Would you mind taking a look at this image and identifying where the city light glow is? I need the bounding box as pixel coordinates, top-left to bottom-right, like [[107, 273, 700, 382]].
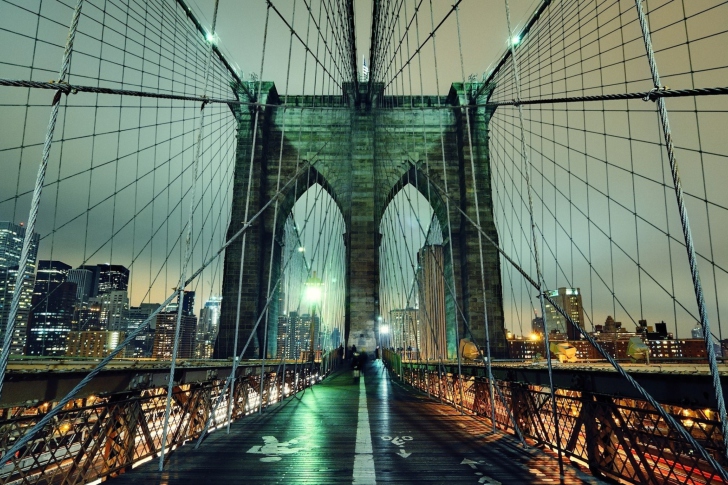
[[304, 285, 322, 303]]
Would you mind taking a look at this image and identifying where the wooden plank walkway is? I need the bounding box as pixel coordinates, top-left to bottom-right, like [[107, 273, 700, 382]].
[[114, 360, 604, 484]]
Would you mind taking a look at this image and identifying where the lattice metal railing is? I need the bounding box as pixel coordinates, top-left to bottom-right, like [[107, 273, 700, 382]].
[[0, 362, 326, 485], [393, 360, 727, 485]]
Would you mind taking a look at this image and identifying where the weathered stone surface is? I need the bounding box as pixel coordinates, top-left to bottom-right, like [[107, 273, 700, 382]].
[[215, 82, 508, 360]]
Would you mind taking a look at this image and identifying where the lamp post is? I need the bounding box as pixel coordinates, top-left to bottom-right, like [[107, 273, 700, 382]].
[[380, 322, 389, 351], [377, 315, 383, 354], [304, 272, 323, 364]]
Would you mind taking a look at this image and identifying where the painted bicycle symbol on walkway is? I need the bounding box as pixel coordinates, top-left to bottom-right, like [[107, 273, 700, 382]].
[[381, 435, 413, 458]]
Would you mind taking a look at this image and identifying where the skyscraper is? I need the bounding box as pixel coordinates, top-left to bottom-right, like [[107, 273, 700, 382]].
[[305, 313, 321, 351], [0, 221, 39, 355], [180, 290, 195, 316], [153, 312, 197, 359], [67, 268, 94, 304], [417, 245, 446, 360], [544, 288, 584, 339], [79, 264, 129, 297], [27, 260, 77, 356], [127, 303, 160, 357], [97, 264, 129, 295], [195, 296, 220, 359], [91, 290, 129, 331], [288, 311, 303, 359], [277, 314, 290, 358], [72, 303, 102, 331], [390, 308, 419, 351]]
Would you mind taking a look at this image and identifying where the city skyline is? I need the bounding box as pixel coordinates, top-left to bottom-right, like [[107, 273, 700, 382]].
[[1, 0, 726, 351], [0, 236, 228, 357]]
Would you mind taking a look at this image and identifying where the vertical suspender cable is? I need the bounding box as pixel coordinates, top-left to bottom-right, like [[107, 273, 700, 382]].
[[292, 0, 313, 396], [417, 116, 728, 483], [227, 2, 272, 431], [633, 0, 728, 457], [454, 5, 491, 421], [428, 0, 450, 402], [504, 0, 564, 474], [259, 0, 298, 415], [0, 0, 84, 400], [159, 0, 221, 471]]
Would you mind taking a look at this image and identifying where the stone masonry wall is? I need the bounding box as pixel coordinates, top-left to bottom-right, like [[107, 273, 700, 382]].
[[215, 82, 507, 360]]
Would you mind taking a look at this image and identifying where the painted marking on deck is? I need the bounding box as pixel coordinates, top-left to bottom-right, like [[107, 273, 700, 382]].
[[381, 434, 413, 457], [247, 436, 308, 462], [461, 458, 501, 484], [353, 375, 376, 484], [396, 448, 411, 458]]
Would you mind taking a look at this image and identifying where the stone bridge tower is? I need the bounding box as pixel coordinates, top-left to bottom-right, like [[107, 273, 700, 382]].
[[214, 81, 508, 360]]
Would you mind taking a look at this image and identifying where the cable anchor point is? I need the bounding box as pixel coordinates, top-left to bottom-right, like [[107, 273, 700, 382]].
[[643, 85, 669, 102], [49, 80, 73, 104]]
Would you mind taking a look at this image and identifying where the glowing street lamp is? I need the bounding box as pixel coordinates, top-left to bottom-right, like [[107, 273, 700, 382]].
[[305, 272, 323, 362], [379, 321, 389, 350]]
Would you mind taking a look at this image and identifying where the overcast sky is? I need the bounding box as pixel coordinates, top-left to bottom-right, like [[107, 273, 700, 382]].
[[1, 0, 726, 341]]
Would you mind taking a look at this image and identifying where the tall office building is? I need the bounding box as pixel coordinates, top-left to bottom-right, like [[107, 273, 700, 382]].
[[127, 303, 160, 357], [165, 290, 195, 315], [277, 314, 291, 358], [127, 303, 160, 331], [67, 268, 94, 304], [0, 221, 39, 355], [27, 260, 77, 356], [390, 308, 419, 351], [181, 290, 195, 316], [287, 311, 303, 359], [417, 245, 446, 360], [300, 313, 321, 353], [195, 296, 220, 359], [544, 287, 584, 339], [91, 290, 129, 331], [79, 264, 129, 297], [97, 264, 129, 295], [153, 312, 197, 359], [72, 303, 102, 331]]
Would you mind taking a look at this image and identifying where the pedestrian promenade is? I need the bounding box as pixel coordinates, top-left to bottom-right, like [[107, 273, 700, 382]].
[[114, 360, 603, 484]]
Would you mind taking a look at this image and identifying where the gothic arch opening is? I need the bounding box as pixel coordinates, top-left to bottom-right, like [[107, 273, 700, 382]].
[[378, 183, 456, 360], [274, 183, 346, 360]]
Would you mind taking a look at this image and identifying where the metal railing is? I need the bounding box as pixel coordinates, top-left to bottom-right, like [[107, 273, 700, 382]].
[[0, 351, 343, 485], [384, 352, 727, 485]]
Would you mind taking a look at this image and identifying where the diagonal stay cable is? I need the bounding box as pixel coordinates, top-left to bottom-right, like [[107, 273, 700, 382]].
[[413, 162, 728, 482]]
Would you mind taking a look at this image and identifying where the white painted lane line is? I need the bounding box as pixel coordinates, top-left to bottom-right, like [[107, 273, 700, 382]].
[[353, 375, 376, 484]]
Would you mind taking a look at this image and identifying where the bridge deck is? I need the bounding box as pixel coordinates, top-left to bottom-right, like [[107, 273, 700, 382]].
[[115, 361, 603, 484]]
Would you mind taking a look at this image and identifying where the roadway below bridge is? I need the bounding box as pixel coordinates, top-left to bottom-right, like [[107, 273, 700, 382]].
[[113, 360, 603, 485]]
